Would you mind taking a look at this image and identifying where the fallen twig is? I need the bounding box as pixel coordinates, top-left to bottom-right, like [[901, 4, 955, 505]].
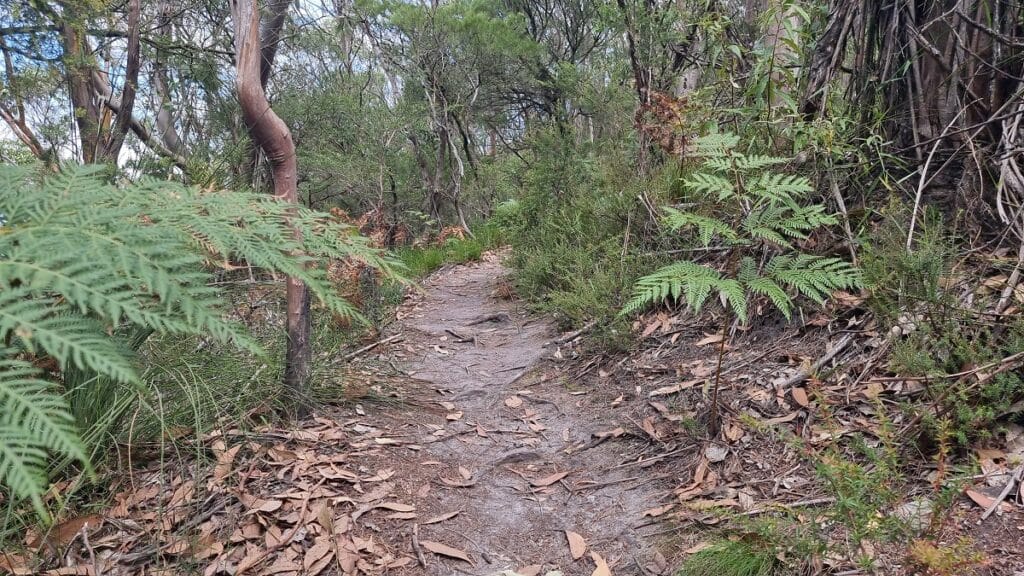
[[778, 333, 854, 388], [342, 334, 403, 361], [444, 328, 474, 343], [412, 524, 427, 568], [544, 320, 597, 347], [981, 464, 1024, 520]]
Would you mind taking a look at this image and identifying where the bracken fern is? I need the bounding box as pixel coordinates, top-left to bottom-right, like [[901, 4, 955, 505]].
[[0, 164, 397, 518], [623, 133, 860, 322]]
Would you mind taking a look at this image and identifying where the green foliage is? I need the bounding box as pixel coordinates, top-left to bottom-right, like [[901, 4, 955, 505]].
[[496, 130, 674, 348], [862, 204, 1024, 444], [396, 225, 500, 277], [0, 164, 396, 518], [624, 133, 860, 322], [677, 539, 781, 576]]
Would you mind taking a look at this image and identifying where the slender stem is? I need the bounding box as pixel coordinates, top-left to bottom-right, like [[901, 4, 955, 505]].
[[708, 309, 730, 438]]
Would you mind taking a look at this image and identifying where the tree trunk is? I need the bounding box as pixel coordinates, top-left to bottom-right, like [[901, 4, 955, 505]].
[[232, 0, 311, 417]]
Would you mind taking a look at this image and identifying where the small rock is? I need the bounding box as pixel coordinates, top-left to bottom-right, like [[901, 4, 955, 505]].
[[894, 497, 934, 531], [705, 444, 729, 463]]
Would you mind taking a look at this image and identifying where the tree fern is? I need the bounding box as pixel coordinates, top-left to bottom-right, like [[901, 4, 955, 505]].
[[0, 164, 398, 517], [625, 133, 860, 322]]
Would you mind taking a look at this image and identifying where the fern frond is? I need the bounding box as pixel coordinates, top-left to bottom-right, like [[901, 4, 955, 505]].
[[690, 133, 740, 157], [623, 261, 744, 319], [663, 207, 739, 246], [0, 164, 400, 513], [0, 354, 86, 519], [749, 172, 813, 202], [767, 254, 862, 304], [683, 172, 735, 200], [745, 276, 793, 318]]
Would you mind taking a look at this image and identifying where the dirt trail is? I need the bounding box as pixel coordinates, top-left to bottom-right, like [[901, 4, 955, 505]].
[[376, 252, 668, 575]]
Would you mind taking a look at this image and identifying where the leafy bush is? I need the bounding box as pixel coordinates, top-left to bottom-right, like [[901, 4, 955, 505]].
[[0, 165, 394, 518], [862, 204, 1024, 443], [497, 130, 674, 347], [624, 133, 860, 322]]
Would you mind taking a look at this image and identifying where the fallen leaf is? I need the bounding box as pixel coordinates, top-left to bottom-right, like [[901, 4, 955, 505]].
[[446, 411, 464, 421], [505, 396, 523, 408], [590, 551, 612, 576], [29, 514, 103, 549], [439, 476, 477, 488], [763, 411, 800, 425], [965, 488, 1013, 513], [377, 502, 416, 512], [518, 565, 543, 576], [695, 333, 724, 346], [420, 540, 472, 563], [458, 466, 473, 480], [565, 530, 587, 560], [642, 504, 674, 517], [649, 379, 702, 397], [304, 540, 334, 574], [0, 554, 32, 575], [791, 387, 809, 407], [246, 499, 283, 514], [212, 444, 242, 483], [531, 471, 570, 487], [422, 510, 461, 524]]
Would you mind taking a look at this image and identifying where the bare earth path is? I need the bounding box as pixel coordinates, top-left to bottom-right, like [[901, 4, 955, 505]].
[[367, 252, 669, 575]]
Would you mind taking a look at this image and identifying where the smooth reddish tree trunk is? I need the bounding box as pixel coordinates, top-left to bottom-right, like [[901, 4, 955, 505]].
[[232, 0, 311, 416]]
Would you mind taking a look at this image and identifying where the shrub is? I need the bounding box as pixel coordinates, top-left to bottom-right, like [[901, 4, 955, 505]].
[[0, 164, 394, 518]]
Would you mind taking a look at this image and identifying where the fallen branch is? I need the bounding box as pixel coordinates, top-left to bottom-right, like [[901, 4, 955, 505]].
[[544, 320, 597, 348], [778, 333, 854, 388], [444, 328, 474, 343], [343, 334, 403, 361], [412, 524, 427, 568], [981, 464, 1024, 520]]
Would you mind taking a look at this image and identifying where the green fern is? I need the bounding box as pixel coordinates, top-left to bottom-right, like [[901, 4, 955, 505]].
[[0, 164, 399, 518], [624, 133, 860, 322]]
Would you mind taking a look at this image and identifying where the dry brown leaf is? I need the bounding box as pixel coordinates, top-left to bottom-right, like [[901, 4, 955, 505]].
[[446, 411, 464, 421], [384, 512, 418, 520], [420, 540, 472, 563], [377, 502, 416, 512], [247, 499, 283, 514], [29, 514, 104, 550], [43, 567, 94, 575], [642, 504, 674, 517], [965, 488, 1013, 512], [439, 475, 477, 487], [649, 379, 702, 397], [695, 333, 723, 346], [213, 444, 242, 483], [422, 510, 461, 524], [303, 540, 334, 574], [518, 565, 543, 576], [530, 471, 570, 487], [590, 551, 612, 576], [640, 417, 660, 440], [763, 411, 799, 425], [565, 530, 587, 560], [0, 554, 33, 575], [504, 396, 523, 408], [791, 387, 809, 407]]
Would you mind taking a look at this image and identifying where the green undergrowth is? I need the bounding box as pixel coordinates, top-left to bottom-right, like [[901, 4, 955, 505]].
[[394, 222, 503, 277], [678, 540, 782, 576], [862, 202, 1024, 445], [493, 129, 678, 350]]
